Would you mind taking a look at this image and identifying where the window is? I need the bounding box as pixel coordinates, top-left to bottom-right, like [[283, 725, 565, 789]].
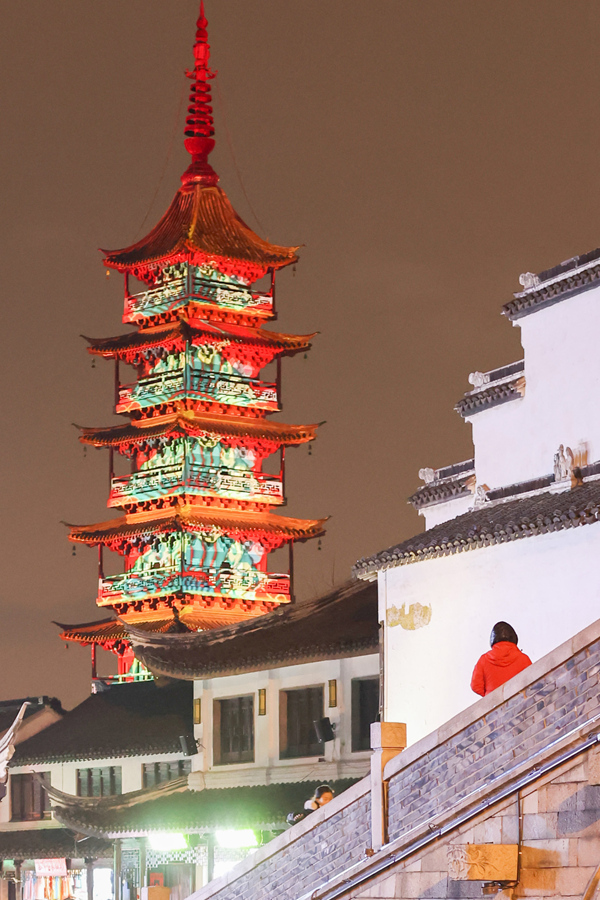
[[351, 677, 380, 752], [213, 696, 254, 764], [11, 772, 51, 821], [77, 766, 122, 797], [279, 686, 323, 759], [142, 759, 192, 788]]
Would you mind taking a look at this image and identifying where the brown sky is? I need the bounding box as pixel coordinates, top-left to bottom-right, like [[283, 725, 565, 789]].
[[1, 1, 600, 707]]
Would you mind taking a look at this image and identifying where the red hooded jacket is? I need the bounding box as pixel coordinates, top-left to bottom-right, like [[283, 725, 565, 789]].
[[470, 641, 532, 696]]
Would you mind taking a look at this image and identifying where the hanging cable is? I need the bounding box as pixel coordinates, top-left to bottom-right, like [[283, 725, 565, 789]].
[[133, 79, 188, 241], [214, 78, 266, 234]]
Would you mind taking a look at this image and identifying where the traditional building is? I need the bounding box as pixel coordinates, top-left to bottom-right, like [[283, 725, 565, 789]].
[[1, 581, 379, 894], [60, 2, 325, 683], [0, 682, 192, 900], [354, 247, 600, 745]]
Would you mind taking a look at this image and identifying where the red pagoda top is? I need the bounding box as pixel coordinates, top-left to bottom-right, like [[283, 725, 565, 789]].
[[102, 187, 299, 282], [102, 3, 298, 282]]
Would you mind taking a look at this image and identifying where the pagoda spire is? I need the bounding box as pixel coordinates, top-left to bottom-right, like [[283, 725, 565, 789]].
[[182, 1, 218, 189]]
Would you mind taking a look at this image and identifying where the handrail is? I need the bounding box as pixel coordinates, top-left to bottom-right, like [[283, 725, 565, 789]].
[[297, 718, 600, 900], [103, 566, 290, 583], [94, 672, 154, 686], [110, 463, 283, 500], [124, 270, 273, 321], [116, 368, 279, 411], [119, 369, 277, 395], [98, 567, 290, 602], [112, 464, 281, 486]]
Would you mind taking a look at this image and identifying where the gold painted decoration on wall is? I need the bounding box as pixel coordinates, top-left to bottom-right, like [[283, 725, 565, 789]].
[[447, 845, 518, 882], [387, 602, 432, 630]]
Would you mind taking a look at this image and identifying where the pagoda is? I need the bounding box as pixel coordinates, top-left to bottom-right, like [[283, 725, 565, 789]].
[[59, 3, 325, 684]]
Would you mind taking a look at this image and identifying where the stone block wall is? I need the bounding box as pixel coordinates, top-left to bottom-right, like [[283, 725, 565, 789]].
[[191, 782, 371, 900], [354, 744, 600, 899]]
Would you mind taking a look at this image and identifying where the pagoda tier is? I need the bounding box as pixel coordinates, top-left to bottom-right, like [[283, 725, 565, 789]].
[[85, 319, 313, 418], [62, 2, 324, 682], [85, 319, 313, 363], [78, 414, 319, 511], [57, 605, 255, 646], [120, 262, 278, 329], [68, 506, 325, 608], [78, 413, 319, 450], [56, 606, 254, 684]]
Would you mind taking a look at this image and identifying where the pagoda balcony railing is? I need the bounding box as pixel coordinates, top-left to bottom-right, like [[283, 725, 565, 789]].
[[123, 271, 273, 324], [92, 672, 154, 689], [98, 566, 290, 606], [109, 462, 283, 506], [117, 369, 279, 414]]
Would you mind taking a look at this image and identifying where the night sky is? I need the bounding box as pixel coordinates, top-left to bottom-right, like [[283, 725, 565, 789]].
[[1, 1, 599, 707]]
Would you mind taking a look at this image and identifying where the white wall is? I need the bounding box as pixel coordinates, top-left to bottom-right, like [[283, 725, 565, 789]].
[[380, 521, 600, 745], [192, 654, 379, 789], [0, 750, 191, 827], [471, 285, 600, 489], [421, 494, 474, 530]]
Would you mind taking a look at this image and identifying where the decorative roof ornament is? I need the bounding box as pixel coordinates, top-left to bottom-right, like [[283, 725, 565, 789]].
[[468, 371, 490, 391], [103, 0, 299, 280], [181, 1, 219, 190], [472, 484, 490, 508], [518, 272, 541, 290]]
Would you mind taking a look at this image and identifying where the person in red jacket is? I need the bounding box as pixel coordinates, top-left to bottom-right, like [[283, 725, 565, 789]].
[[471, 622, 532, 696]]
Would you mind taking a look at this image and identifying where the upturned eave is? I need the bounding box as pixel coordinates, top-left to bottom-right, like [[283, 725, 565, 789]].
[[102, 184, 299, 281]]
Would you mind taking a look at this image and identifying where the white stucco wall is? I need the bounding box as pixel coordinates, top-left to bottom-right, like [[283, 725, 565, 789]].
[[470, 285, 600, 489], [421, 494, 474, 530], [380, 520, 600, 746]]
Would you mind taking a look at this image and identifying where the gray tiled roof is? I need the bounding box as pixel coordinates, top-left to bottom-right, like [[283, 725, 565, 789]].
[[127, 580, 378, 680], [0, 829, 111, 860], [408, 459, 475, 509], [53, 779, 361, 836], [504, 248, 600, 320], [455, 377, 524, 417], [354, 480, 600, 579], [11, 681, 192, 765], [0, 697, 63, 735]]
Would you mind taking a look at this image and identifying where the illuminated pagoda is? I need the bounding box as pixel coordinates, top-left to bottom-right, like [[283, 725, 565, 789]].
[[59, 3, 325, 683]]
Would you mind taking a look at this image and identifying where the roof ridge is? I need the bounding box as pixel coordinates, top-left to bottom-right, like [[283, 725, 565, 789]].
[[356, 479, 600, 577]]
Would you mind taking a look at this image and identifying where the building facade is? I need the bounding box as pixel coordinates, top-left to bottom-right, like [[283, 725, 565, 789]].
[[355, 250, 600, 745], [0, 682, 193, 900], [181, 614, 600, 900]]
